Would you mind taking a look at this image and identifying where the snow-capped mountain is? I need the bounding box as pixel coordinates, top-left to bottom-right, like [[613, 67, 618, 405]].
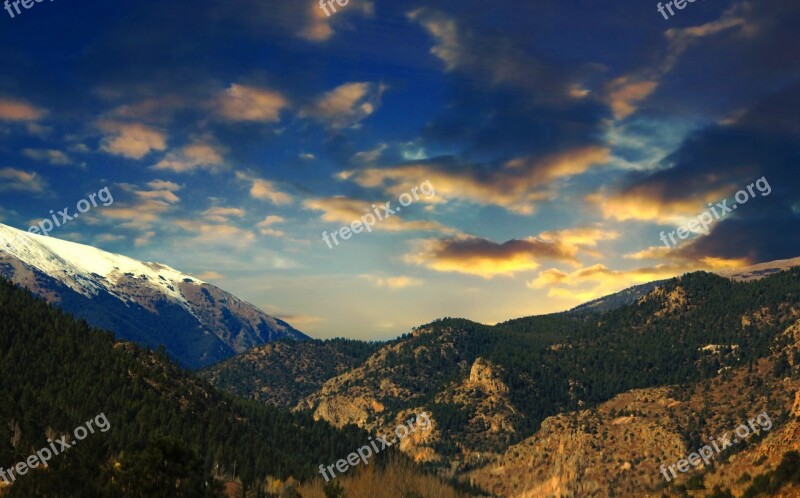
[[0, 223, 308, 368]]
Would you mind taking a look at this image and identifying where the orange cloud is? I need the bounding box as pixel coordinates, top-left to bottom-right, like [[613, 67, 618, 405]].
[[256, 215, 286, 237], [217, 84, 288, 122], [0, 168, 45, 192], [603, 3, 752, 120], [153, 141, 226, 173], [606, 77, 658, 120], [588, 184, 735, 224], [343, 146, 610, 215], [301, 82, 385, 129], [529, 253, 749, 302], [304, 196, 453, 233], [22, 148, 72, 166], [405, 234, 581, 279], [359, 274, 423, 289], [0, 98, 45, 121], [98, 121, 167, 159], [236, 172, 293, 205]]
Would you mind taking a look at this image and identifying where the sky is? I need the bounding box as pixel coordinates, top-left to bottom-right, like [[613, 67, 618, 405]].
[[0, 0, 798, 340]]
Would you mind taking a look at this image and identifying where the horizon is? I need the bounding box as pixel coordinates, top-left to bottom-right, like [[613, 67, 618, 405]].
[[3, 220, 799, 341]]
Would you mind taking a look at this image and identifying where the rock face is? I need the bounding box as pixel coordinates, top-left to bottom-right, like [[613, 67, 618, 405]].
[[0, 223, 307, 369], [436, 358, 521, 449]]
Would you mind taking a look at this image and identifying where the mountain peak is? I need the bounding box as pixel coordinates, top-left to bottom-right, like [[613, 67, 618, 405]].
[[0, 223, 307, 368]]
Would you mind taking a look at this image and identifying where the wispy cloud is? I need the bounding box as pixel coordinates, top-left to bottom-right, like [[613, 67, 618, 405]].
[[0, 168, 46, 192], [22, 148, 73, 166], [301, 82, 386, 130], [236, 171, 293, 205], [342, 146, 610, 215]]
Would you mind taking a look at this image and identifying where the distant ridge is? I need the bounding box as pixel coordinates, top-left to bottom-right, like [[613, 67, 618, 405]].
[[569, 256, 800, 314], [713, 256, 800, 281]]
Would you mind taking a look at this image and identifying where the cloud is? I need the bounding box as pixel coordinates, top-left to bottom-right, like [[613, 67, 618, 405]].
[[236, 172, 293, 205], [588, 183, 735, 224], [103, 200, 172, 231], [0, 168, 45, 192], [146, 179, 181, 191], [407, 8, 578, 102], [359, 274, 423, 289], [0, 98, 45, 122], [404, 225, 618, 279], [196, 271, 224, 281], [98, 121, 168, 159], [301, 82, 385, 130], [603, 3, 752, 120], [304, 196, 453, 233], [273, 312, 322, 327], [94, 233, 126, 244], [528, 254, 749, 302], [153, 141, 226, 173], [21, 148, 73, 166], [405, 234, 581, 279], [354, 143, 388, 164], [128, 180, 182, 204], [134, 231, 156, 247], [256, 215, 286, 237], [203, 206, 245, 223], [606, 78, 659, 120], [173, 218, 256, 247], [216, 84, 289, 122], [343, 146, 610, 214], [100, 180, 182, 234]]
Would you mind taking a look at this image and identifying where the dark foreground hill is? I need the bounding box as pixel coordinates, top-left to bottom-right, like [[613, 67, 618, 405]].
[[0, 276, 396, 497]]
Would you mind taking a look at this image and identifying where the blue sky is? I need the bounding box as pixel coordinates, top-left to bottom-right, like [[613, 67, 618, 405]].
[[1, 0, 798, 339]]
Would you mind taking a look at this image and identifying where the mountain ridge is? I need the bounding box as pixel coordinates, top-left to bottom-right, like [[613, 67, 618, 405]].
[[0, 223, 308, 368]]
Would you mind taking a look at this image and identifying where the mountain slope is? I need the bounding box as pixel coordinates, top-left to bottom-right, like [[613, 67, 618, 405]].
[[201, 338, 381, 408], [0, 275, 373, 496], [204, 263, 800, 492], [468, 344, 800, 498], [0, 223, 307, 368]]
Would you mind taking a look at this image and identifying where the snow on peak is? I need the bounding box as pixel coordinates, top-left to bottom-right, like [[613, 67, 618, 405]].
[[0, 223, 204, 306]]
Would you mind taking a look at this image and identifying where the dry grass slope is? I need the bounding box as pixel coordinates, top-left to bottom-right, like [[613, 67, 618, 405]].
[[297, 456, 471, 498]]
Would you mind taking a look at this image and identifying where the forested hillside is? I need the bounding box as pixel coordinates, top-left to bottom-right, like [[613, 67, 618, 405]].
[[202, 338, 380, 408], [276, 269, 800, 462], [0, 277, 377, 496]]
